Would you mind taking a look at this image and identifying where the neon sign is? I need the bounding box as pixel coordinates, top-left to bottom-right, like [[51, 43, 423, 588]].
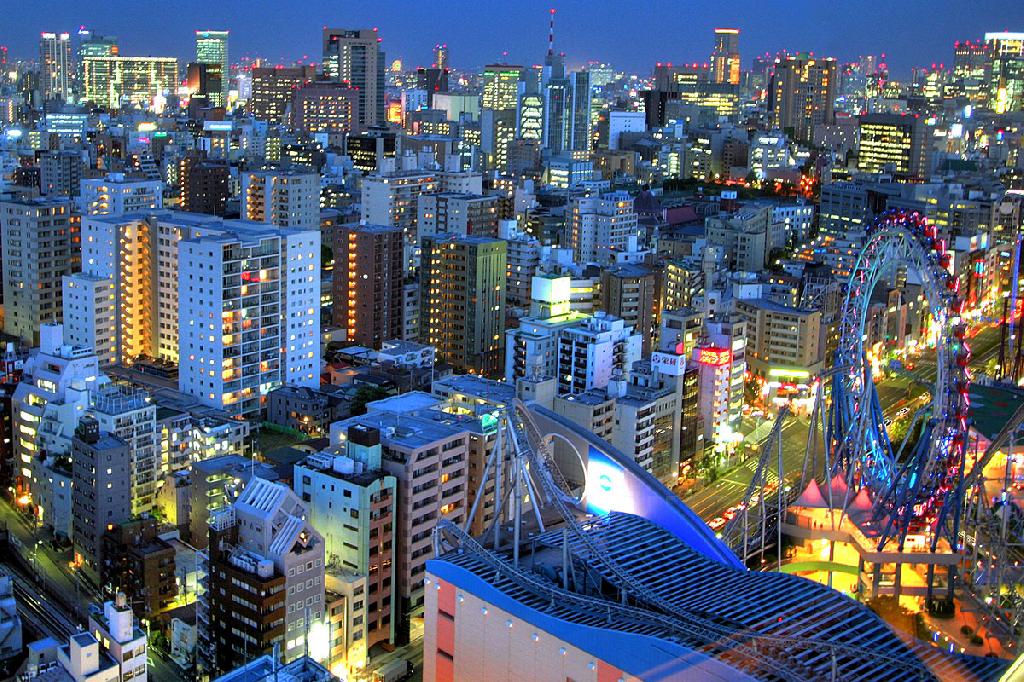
[[697, 347, 732, 366]]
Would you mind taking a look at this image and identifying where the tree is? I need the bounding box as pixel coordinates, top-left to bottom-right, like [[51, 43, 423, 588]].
[[349, 385, 393, 416]]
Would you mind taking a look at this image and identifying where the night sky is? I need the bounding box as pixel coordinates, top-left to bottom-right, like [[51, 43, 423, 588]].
[[3, 0, 1024, 76]]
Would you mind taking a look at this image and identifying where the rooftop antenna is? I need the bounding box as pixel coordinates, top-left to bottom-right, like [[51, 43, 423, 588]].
[[547, 8, 556, 58]]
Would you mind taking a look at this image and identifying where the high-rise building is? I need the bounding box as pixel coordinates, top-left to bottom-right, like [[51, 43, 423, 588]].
[[600, 264, 658, 355], [71, 415, 132, 581], [857, 113, 929, 179], [242, 169, 320, 230], [179, 155, 230, 215], [322, 28, 386, 127], [329, 409, 469, 641], [202, 478, 325, 674], [565, 191, 639, 266], [416, 67, 449, 108], [177, 223, 320, 417], [953, 39, 991, 103], [556, 312, 643, 394], [420, 235, 507, 376], [986, 32, 1024, 113], [0, 198, 80, 345], [185, 62, 223, 106], [89, 383, 161, 516], [79, 173, 164, 216], [569, 70, 593, 151], [332, 224, 404, 348], [81, 55, 179, 110], [417, 192, 500, 239], [195, 30, 229, 106], [769, 54, 837, 143], [293, 425, 398, 668], [39, 32, 73, 101], [290, 81, 360, 140], [101, 518, 176, 620], [10, 324, 101, 506], [481, 64, 522, 172], [39, 150, 84, 197], [711, 28, 741, 85], [249, 65, 316, 123], [434, 43, 449, 71], [360, 170, 439, 271]]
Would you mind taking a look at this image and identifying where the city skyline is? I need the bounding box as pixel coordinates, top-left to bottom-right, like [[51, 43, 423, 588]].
[[3, 0, 1024, 75]]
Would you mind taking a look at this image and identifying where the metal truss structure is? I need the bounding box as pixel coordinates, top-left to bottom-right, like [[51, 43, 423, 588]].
[[828, 210, 971, 554]]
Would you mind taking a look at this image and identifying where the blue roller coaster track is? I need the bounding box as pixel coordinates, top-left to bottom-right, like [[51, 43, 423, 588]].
[[828, 209, 971, 554]]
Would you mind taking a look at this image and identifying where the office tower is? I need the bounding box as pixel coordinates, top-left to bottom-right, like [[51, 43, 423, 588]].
[[178, 220, 320, 417], [481, 64, 522, 172], [420, 235, 507, 376], [77, 30, 117, 60], [249, 65, 316, 123], [79, 173, 164, 215], [293, 424, 398, 668], [986, 32, 1024, 113], [417, 192, 499, 239], [81, 55, 179, 110], [518, 91, 544, 140], [39, 150, 84, 197], [330, 410, 469, 641], [556, 312, 643, 394], [71, 415, 132, 581], [185, 62, 223, 106], [89, 383, 160, 516], [360, 170, 439, 270], [0, 198, 80, 345], [569, 70, 593, 151], [322, 28, 386, 127], [711, 28, 741, 85], [202, 478, 325, 674], [195, 30, 229, 106], [857, 113, 929, 179], [87, 594, 148, 681], [416, 67, 449, 107], [953, 39, 991, 102], [39, 32, 73, 100], [290, 81, 360, 140], [565, 190, 639, 266], [434, 43, 449, 71], [769, 54, 837, 143], [600, 265, 658, 355], [332, 224, 404, 348], [543, 73, 570, 153], [242, 169, 320, 230], [179, 154, 230, 215], [10, 325, 101, 506]]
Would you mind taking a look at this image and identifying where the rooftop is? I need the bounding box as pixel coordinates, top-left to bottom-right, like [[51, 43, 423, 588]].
[[433, 374, 516, 406]]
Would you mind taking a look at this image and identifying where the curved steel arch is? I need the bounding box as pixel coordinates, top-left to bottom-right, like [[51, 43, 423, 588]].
[[828, 209, 970, 552]]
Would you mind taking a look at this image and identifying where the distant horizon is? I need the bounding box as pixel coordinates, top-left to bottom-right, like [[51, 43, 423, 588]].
[[3, 0, 1024, 79]]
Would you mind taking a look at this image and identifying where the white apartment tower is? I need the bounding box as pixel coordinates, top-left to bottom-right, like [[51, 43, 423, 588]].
[[79, 173, 164, 216], [178, 222, 320, 417], [566, 191, 639, 265]]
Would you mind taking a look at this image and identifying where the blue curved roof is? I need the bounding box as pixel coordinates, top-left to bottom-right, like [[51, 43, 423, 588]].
[[529, 404, 743, 569]]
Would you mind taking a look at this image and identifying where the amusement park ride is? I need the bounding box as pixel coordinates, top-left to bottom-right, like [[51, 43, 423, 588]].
[[428, 210, 1023, 678], [722, 209, 1024, 645]]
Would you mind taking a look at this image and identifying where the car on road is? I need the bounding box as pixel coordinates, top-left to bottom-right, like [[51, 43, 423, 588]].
[[708, 517, 727, 531]]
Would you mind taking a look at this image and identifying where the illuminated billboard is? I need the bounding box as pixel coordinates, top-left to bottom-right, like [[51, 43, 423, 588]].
[[697, 346, 731, 366]]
